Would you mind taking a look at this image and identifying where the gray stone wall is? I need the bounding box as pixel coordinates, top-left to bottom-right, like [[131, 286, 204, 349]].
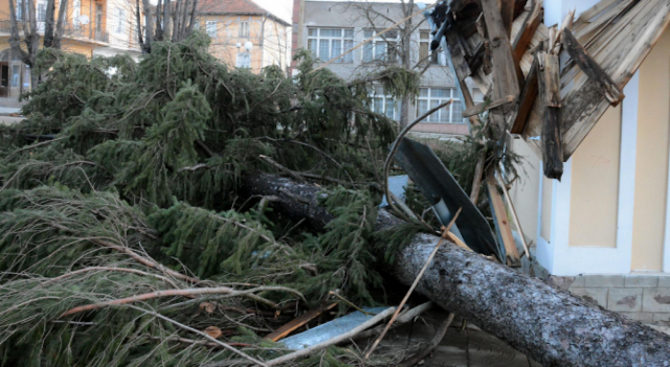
[[547, 274, 670, 325]]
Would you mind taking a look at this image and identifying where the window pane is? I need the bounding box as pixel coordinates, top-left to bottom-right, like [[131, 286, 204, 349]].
[[434, 88, 448, 98], [386, 30, 398, 39], [308, 39, 317, 56], [385, 99, 395, 118], [374, 98, 383, 113], [374, 43, 385, 60], [331, 39, 342, 62], [419, 88, 429, 97], [343, 40, 353, 63], [430, 100, 441, 122], [364, 30, 374, 38], [11, 65, 19, 88], [442, 105, 450, 123], [418, 100, 428, 117], [319, 39, 330, 60], [344, 29, 354, 38], [419, 42, 428, 62], [206, 22, 217, 37], [363, 43, 372, 63], [387, 41, 397, 63], [451, 101, 463, 123], [308, 28, 317, 36]]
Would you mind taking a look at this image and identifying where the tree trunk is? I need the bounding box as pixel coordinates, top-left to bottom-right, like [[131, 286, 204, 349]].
[[53, 0, 69, 49], [244, 171, 670, 367]]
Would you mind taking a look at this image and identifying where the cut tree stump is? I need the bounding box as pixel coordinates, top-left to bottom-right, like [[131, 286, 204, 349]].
[[245, 171, 670, 367]]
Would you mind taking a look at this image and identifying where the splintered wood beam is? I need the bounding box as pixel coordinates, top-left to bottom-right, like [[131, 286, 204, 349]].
[[265, 302, 339, 342], [562, 28, 625, 106], [512, 5, 543, 63], [537, 51, 563, 180], [480, 0, 520, 105], [510, 55, 539, 134], [458, 77, 481, 127], [445, 28, 472, 82], [462, 95, 515, 117], [487, 176, 521, 267], [466, 41, 485, 72], [501, 0, 515, 38], [475, 14, 493, 75]]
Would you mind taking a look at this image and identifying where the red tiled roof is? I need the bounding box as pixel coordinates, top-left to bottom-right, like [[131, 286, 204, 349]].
[[198, 0, 290, 25]]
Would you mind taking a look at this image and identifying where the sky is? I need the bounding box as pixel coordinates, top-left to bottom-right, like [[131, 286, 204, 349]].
[[251, 0, 437, 25]]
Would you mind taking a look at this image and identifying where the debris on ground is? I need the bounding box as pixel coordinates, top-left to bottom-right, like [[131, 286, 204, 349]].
[[2, 0, 670, 366]]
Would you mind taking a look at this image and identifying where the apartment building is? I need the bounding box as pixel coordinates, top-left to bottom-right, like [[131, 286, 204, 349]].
[[0, 0, 142, 105], [197, 0, 291, 73], [292, 0, 483, 135]]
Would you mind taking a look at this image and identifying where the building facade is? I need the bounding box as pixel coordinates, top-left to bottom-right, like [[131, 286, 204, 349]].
[[510, 0, 670, 325], [0, 0, 142, 106], [197, 0, 291, 74], [292, 0, 483, 135]]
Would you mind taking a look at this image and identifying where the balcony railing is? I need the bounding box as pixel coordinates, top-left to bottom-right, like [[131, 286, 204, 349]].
[[0, 20, 109, 43]]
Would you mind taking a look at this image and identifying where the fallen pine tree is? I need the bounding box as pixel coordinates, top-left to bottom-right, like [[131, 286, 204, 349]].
[[2, 30, 666, 367], [0, 33, 466, 366], [245, 171, 670, 367]]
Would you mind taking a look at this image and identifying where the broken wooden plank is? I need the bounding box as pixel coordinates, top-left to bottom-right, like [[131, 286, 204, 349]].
[[501, 0, 515, 39], [445, 28, 473, 82], [487, 176, 521, 267], [510, 55, 539, 135], [479, 0, 521, 129], [512, 4, 543, 64], [462, 95, 515, 117], [562, 28, 624, 106], [541, 52, 561, 108], [265, 302, 338, 342], [481, 0, 520, 97], [537, 51, 563, 179]]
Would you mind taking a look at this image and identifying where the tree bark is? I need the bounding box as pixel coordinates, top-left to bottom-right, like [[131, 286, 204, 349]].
[[53, 0, 69, 49], [244, 171, 670, 367]]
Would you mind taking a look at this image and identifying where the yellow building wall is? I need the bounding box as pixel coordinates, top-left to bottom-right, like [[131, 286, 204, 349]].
[[0, 36, 96, 57], [509, 138, 541, 246], [569, 105, 621, 248], [631, 28, 670, 272], [197, 14, 287, 73], [0, 0, 108, 37]]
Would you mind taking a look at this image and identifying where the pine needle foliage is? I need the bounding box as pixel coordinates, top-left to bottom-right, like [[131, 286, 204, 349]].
[[0, 34, 429, 366]]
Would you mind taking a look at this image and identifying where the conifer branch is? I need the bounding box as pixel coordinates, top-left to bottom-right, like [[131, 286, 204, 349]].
[[43, 266, 182, 290], [59, 285, 305, 317], [128, 305, 271, 367]]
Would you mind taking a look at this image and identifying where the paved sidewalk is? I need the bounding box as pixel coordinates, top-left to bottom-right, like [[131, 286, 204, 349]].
[[0, 107, 21, 116], [378, 313, 543, 367]]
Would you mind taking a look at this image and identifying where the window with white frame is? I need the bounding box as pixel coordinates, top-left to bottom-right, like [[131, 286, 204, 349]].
[[239, 21, 249, 38], [37, 1, 47, 22], [416, 88, 464, 124], [36, 1, 46, 32], [114, 7, 125, 34], [206, 21, 217, 38], [368, 86, 399, 120], [236, 53, 251, 68], [72, 0, 81, 27], [307, 28, 354, 63], [15, 0, 24, 21], [363, 29, 399, 63], [419, 30, 439, 65]]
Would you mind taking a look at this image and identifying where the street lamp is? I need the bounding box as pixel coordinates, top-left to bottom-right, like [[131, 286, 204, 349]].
[[236, 41, 253, 68]]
